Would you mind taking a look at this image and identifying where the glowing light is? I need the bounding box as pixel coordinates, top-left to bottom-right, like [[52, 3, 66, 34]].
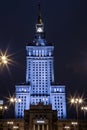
[[18, 98, 21, 102], [10, 97, 15, 103], [7, 121, 13, 124], [4, 106, 8, 110], [0, 52, 8, 65], [3, 59, 8, 64], [13, 126, 19, 129], [9, 97, 21, 103], [81, 106, 87, 110], [37, 27, 43, 32], [81, 106, 87, 118], [5, 93, 20, 107], [69, 95, 84, 121], [1, 55, 7, 60], [79, 99, 83, 103], [0, 106, 3, 109], [37, 120, 45, 123], [64, 126, 70, 129], [0, 49, 15, 74], [71, 122, 78, 125], [71, 98, 75, 103], [0, 105, 8, 110], [70, 98, 83, 104]]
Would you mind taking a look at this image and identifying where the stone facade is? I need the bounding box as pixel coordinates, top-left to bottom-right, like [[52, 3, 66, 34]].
[[24, 103, 57, 130]]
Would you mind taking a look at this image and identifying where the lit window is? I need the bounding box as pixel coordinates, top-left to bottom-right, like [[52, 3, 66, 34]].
[[33, 50, 35, 55], [29, 52, 31, 56], [54, 88, 56, 92], [36, 50, 38, 56], [49, 52, 51, 56], [42, 50, 44, 56]]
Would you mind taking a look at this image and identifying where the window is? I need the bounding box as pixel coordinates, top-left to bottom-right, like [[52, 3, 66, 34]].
[[29, 52, 31, 56], [36, 50, 38, 56]]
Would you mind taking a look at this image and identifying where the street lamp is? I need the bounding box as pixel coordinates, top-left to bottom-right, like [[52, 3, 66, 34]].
[[0, 54, 8, 65], [70, 97, 83, 121], [0, 50, 13, 68], [1, 55, 8, 64], [0, 105, 8, 110], [71, 122, 78, 130], [10, 97, 21, 104], [81, 106, 87, 118], [0, 102, 8, 119]]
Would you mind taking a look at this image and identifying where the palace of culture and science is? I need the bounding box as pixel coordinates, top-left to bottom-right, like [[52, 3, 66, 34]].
[[15, 5, 66, 119], [0, 4, 87, 130]]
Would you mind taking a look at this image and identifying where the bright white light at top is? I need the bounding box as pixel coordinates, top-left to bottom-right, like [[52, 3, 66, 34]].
[[37, 27, 43, 32]]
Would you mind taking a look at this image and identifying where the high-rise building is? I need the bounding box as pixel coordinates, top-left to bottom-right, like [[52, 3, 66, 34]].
[[15, 5, 66, 119]]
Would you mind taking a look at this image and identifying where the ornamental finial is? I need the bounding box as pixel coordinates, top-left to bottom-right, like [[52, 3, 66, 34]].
[[37, 2, 43, 24]]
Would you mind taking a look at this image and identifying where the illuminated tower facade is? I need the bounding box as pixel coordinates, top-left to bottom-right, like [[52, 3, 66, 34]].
[[15, 6, 66, 119]]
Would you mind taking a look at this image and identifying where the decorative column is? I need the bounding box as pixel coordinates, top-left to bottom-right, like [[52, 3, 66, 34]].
[[47, 125, 48, 130], [38, 125, 40, 130], [42, 125, 44, 130], [33, 124, 35, 130]]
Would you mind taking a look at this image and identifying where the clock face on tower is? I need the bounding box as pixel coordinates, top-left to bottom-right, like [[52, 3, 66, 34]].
[[37, 27, 43, 32]]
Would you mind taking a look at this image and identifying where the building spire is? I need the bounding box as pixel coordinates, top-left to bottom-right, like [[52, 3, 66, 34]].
[[37, 3, 43, 24], [35, 3, 44, 33], [33, 2, 47, 46]]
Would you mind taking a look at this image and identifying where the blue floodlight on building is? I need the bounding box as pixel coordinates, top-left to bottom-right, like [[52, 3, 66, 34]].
[[15, 5, 66, 119]]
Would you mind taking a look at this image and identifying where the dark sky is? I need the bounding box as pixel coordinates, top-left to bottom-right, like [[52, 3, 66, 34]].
[[0, 0, 87, 104]]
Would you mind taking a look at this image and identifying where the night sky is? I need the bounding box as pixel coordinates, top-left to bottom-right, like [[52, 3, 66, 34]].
[[0, 0, 87, 112]]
